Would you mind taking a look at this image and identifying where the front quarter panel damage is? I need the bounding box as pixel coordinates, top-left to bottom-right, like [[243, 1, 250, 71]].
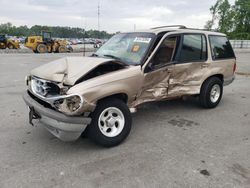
[[67, 65, 143, 112]]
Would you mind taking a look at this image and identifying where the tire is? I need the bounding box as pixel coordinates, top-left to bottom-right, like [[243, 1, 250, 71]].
[[8, 43, 14, 49], [36, 44, 47, 53], [58, 45, 67, 53], [199, 77, 223, 108], [0, 43, 6, 49], [87, 98, 132, 147]]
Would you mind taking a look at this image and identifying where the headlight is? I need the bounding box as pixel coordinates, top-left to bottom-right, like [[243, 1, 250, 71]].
[[53, 95, 84, 115]]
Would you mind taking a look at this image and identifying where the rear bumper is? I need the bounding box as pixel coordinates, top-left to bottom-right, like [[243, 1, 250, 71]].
[[224, 75, 235, 86], [23, 91, 91, 141]]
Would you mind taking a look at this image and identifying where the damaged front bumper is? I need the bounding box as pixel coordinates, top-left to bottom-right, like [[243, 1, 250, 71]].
[[23, 91, 91, 141]]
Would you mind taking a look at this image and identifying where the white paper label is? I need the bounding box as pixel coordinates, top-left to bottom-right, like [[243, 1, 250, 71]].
[[134, 37, 151, 43]]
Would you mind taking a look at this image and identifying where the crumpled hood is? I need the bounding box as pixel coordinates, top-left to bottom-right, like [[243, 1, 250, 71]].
[[31, 56, 113, 85]]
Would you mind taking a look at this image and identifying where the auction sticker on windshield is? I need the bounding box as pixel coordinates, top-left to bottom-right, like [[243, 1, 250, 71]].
[[134, 37, 151, 43]]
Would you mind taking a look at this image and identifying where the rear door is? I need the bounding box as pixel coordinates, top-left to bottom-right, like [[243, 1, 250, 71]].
[[168, 33, 209, 97]]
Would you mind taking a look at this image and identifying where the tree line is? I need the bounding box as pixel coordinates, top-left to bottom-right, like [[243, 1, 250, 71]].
[[0, 22, 114, 39], [205, 0, 250, 39]]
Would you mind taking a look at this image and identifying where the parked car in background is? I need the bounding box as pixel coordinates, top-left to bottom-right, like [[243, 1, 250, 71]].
[[93, 39, 103, 48]]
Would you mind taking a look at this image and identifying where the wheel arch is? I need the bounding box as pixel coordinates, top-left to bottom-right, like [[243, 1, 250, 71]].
[[201, 74, 224, 90], [96, 93, 128, 104]]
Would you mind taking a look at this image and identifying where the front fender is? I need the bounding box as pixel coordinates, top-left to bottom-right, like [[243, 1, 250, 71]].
[[67, 66, 143, 112]]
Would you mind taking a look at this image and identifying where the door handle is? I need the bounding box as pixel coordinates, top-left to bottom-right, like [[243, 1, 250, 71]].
[[162, 68, 172, 73], [201, 64, 209, 68]]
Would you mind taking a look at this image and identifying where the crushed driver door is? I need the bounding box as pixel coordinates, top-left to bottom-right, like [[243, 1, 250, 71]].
[[134, 34, 180, 106]]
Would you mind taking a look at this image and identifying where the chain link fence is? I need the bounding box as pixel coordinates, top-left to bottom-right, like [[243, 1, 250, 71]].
[[230, 40, 250, 49]]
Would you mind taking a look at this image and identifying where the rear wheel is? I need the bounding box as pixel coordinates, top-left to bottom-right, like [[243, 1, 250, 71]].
[[58, 45, 67, 53], [87, 98, 132, 147], [36, 44, 47, 53], [200, 77, 223, 108]]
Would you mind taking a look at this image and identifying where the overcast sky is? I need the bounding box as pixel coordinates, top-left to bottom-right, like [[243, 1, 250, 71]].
[[0, 0, 236, 33]]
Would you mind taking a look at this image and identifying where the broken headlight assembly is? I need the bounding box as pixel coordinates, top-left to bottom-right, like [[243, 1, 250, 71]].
[[53, 94, 84, 115], [27, 75, 84, 116]]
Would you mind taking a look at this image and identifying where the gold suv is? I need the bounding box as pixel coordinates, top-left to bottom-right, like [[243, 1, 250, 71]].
[[23, 25, 236, 147]]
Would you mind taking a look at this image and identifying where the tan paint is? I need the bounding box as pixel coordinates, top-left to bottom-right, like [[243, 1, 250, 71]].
[[31, 56, 113, 85], [131, 65, 173, 106], [67, 65, 144, 112], [29, 29, 235, 114]]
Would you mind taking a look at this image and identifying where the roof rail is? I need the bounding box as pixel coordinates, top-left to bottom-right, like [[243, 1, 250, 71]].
[[151, 25, 187, 29], [184, 27, 219, 32]]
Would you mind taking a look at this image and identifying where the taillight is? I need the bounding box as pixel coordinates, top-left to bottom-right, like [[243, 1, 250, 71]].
[[233, 63, 236, 73]]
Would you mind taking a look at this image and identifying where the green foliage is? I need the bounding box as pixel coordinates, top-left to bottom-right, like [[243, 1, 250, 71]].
[[0, 22, 113, 39], [205, 0, 250, 39], [234, 0, 250, 33]]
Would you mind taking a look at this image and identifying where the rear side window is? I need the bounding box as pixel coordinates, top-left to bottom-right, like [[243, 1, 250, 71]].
[[209, 36, 235, 60], [178, 34, 207, 62]]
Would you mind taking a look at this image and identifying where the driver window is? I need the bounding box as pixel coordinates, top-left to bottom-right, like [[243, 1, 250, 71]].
[[151, 36, 178, 69]]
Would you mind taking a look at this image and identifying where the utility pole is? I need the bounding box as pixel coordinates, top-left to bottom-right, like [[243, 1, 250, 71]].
[[83, 19, 86, 57], [82, 16, 87, 56], [98, 1, 100, 39]]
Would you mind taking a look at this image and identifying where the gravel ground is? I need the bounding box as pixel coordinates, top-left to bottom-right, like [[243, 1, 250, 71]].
[[0, 51, 249, 188]]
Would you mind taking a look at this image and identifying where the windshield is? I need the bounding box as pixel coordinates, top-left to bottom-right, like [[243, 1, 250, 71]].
[[95, 32, 155, 65]]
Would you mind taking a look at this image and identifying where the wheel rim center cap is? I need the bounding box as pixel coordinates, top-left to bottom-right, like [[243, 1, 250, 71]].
[[106, 117, 116, 127]]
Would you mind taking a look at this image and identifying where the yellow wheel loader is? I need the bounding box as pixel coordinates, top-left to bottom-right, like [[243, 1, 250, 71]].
[[0, 34, 20, 49], [25, 31, 72, 53]]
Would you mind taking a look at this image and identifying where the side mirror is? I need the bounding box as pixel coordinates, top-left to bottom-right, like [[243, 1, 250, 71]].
[[148, 61, 154, 69], [144, 61, 154, 73]]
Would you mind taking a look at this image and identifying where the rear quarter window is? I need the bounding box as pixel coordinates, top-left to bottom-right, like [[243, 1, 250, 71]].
[[209, 35, 235, 60], [178, 34, 207, 62]]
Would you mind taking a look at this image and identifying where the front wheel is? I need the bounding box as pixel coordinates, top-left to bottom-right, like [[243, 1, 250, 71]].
[[87, 98, 132, 147], [199, 77, 223, 108]]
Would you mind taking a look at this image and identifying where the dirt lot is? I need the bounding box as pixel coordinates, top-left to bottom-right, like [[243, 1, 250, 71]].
[[0, 51, 249, 188]]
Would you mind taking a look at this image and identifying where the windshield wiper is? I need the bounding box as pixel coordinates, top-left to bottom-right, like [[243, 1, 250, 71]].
[[91, 53, 99, 57], [103, 54, 121, 60]]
